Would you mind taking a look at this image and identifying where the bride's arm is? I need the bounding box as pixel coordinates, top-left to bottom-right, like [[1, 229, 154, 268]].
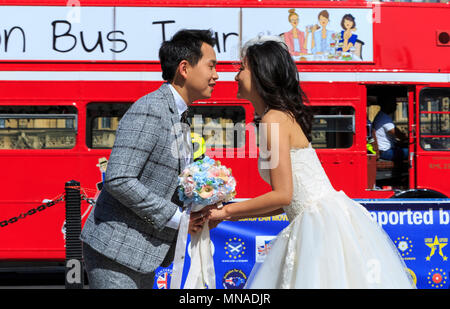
[[209, 111, 293, 221], [227, 207, 285, 221]]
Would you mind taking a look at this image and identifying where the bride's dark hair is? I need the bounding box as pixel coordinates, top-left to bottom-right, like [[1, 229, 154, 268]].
[[243, 38, 313, 142]]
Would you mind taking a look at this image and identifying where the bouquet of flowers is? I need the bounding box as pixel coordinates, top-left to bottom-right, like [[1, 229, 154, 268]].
[[171, 156, 237, 289], [177, 156, 236, 212]]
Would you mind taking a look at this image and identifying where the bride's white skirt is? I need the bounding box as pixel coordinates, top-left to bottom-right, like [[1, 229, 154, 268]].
[[245, 191, 416, 289]]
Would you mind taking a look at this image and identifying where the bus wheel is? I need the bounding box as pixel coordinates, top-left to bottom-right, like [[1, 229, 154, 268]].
[[393, 189, 447, 198]]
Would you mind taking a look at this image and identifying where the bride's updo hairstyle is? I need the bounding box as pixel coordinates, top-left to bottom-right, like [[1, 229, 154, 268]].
[[241, 36, 313, 142]]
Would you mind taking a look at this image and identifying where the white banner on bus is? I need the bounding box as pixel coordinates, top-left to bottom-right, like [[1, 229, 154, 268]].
[[0, 6, 373, 62]]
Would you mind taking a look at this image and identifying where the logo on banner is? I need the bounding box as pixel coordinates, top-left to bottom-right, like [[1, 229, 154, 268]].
[[394, 236, 415, 260], [255, 236, 276, 263], [424, 236, 448, 262], [155, 268, 172, 289], [224, 237, 247, 261], [222, 268, 247, 289], [427, 268, 448, 288]]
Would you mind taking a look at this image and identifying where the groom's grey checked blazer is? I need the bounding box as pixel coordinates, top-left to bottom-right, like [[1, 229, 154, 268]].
[[80, 83, 192, 274]]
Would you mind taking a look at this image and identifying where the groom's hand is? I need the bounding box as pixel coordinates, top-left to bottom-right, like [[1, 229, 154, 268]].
[[202, 203, 223, 230], [208, 219, 223, 230], [188, 211, 206, 235]]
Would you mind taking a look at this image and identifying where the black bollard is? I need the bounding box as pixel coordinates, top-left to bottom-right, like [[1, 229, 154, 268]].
[[64, 180, 84, 289]]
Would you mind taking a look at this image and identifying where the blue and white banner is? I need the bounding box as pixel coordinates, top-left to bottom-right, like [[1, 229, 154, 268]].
[[154, 199, 450, 289]]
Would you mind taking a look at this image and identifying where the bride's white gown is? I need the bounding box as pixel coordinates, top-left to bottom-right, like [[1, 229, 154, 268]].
[[245, 144, 416, 289]]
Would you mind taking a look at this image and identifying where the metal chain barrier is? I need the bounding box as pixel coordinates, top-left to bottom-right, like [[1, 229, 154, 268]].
[[0, 186, 96, 229], [0, 195, 65, 228]]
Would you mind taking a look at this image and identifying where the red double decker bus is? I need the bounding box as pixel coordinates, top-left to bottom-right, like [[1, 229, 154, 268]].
[[0, 0, 449, 264]]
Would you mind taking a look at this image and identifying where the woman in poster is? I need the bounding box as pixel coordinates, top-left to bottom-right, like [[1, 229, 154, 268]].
[[283, 9, 307, 56], [337, 14, 358, 53], [310, 10, 335, 55]]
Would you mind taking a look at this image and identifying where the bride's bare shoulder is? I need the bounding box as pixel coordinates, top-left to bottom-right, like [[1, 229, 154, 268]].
[[261, 109, 292, 124]]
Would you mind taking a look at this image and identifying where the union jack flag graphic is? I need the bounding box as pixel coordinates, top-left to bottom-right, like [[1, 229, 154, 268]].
[[225, 277, 235, 286], [157, 272, 169, 289], [257, 240, 272, 255], [255, 236, 276, 263]]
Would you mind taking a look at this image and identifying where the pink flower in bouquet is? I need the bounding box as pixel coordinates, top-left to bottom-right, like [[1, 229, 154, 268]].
[[198, 184, 214, 199], [184, 176, 195, 197], [215, 189, 226, 201], [218, 168, 231, 183], [208, 168, 220, 178]]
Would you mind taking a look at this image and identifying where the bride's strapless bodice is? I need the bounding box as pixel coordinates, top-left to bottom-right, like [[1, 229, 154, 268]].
[[258, 144, 335, 221]]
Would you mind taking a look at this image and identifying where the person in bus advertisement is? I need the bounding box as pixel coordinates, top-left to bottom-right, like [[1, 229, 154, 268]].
[[203, 36, 415, 288], [95, 157, 108, 191], [310, 10, 335, 56], [283, 9, 308, 57], [80, 29, 220, 289], [336, 14, 358, 55], [373, 94, 409, 163]]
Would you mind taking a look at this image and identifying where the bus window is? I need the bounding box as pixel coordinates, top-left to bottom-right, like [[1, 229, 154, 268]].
[[187, 106, 246, 149], [419, 88, 450, 151], [311, 106, 355, 149], [86, 103, 132, 149], [0, 105, 77, 149]]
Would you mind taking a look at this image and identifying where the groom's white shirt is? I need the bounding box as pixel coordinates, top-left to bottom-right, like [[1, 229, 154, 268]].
[[164, 83, 190, 230]]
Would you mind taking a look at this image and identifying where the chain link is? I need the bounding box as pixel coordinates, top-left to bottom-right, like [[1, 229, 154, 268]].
[[81, 194, 96, 207]]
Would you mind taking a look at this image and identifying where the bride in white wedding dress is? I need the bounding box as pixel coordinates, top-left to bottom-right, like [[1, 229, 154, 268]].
[[206, 37, 415, 289]]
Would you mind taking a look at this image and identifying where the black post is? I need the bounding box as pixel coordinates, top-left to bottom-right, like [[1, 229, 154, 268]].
[[64, 180, 84, 289]]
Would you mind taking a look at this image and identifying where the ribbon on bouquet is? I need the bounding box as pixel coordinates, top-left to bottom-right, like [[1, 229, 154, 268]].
[[170, 204, 219, 289]]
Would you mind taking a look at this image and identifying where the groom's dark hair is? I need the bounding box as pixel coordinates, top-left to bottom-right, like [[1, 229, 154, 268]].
[[159, 29, 216, 82]]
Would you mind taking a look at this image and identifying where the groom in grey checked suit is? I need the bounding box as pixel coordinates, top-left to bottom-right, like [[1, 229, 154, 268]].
[[80, 29, 219, 289]]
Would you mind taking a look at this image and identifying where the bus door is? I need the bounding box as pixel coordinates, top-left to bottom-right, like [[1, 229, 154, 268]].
[[414, 86, 450, 197], [408, 86, 417, 190]]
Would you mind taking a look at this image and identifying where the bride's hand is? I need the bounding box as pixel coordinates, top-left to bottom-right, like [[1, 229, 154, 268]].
[[195, 203, 225, 229], [199, 202, 223, 216], [208, 206, 229, 221]]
